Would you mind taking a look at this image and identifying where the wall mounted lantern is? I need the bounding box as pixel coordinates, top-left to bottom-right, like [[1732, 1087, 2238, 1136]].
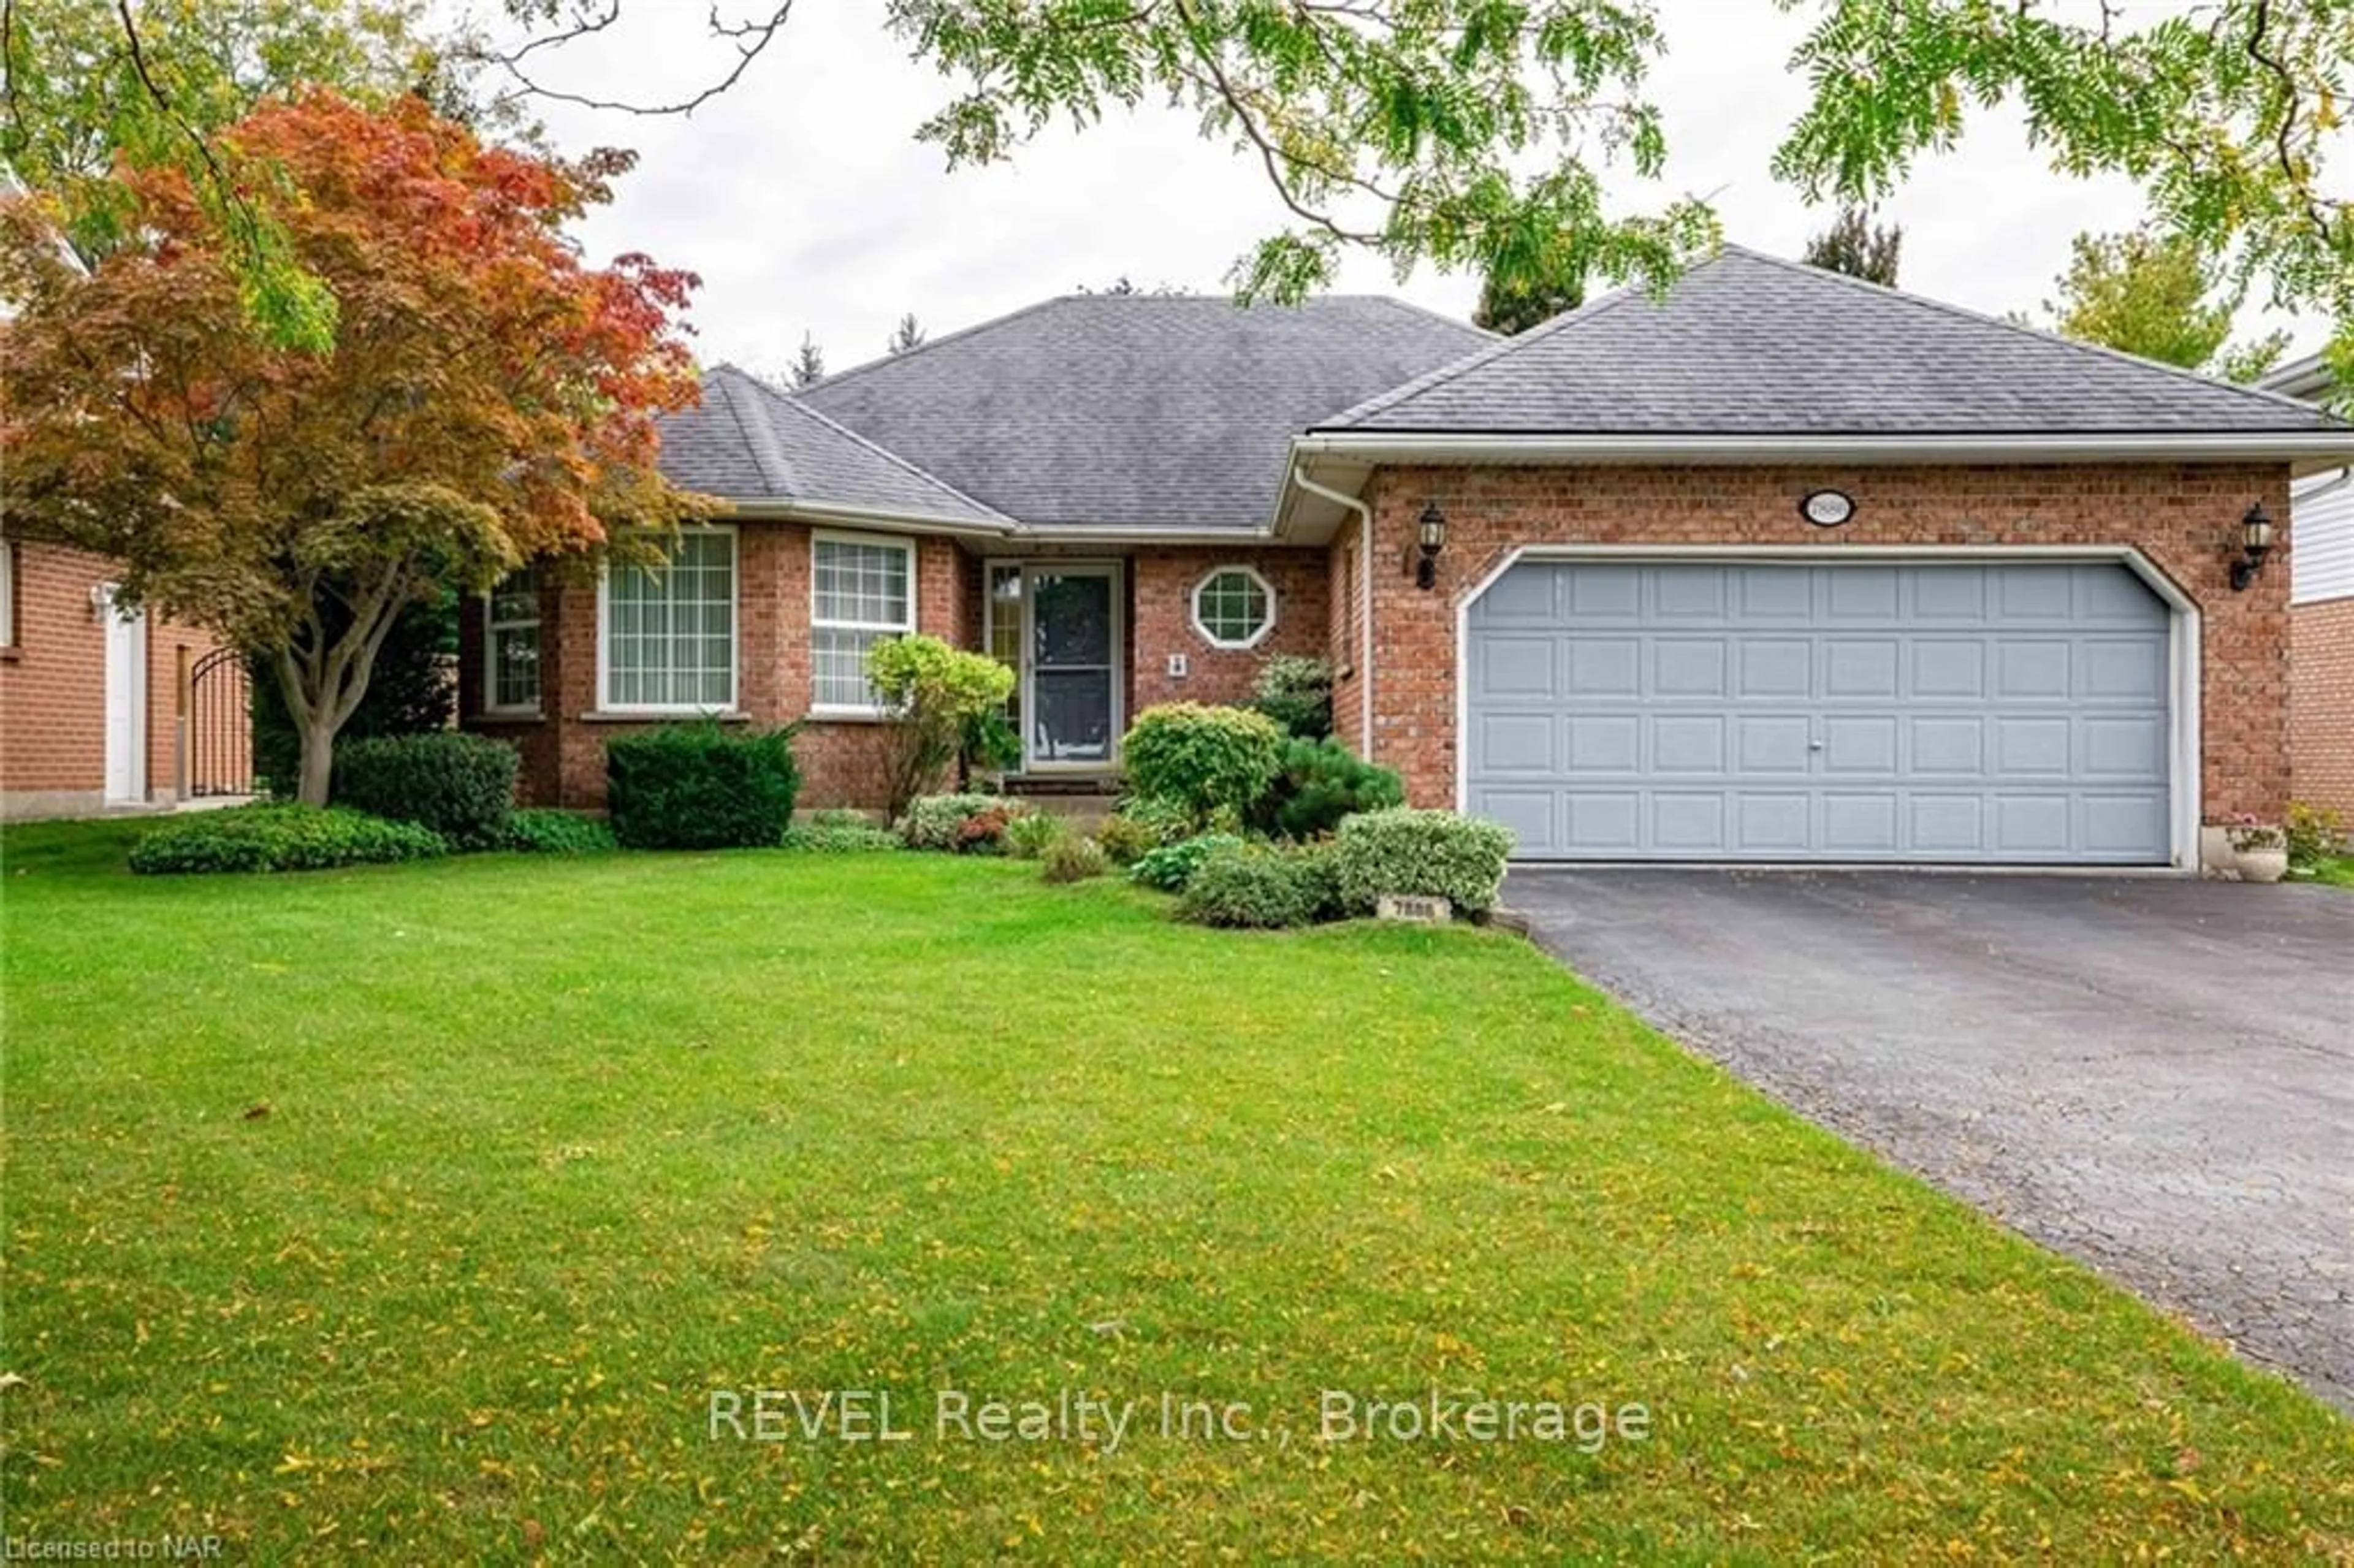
[[1413, 502, 1447, 590], [2230, 501, 2275, 591]]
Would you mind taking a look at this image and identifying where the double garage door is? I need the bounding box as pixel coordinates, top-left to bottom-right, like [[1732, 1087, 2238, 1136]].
[[1466, 560, 2175, 864]]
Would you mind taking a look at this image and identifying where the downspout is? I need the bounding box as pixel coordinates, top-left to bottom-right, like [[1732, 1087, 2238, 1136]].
[[1289, 464, 1376, 761]]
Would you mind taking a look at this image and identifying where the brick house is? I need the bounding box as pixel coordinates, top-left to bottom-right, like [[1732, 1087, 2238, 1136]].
[[2256, 352, 2354, 823], [0, 538, 239, 818], [459, 248, 2354, 870]]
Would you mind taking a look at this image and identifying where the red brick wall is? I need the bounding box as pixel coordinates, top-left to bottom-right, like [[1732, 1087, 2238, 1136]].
[[1127, 546, 1329, 714], [462, 523, 977, 812], [2291, 597, 2354, 819], [1, 540, 229, 815], [1360, 463, 2295, 825]]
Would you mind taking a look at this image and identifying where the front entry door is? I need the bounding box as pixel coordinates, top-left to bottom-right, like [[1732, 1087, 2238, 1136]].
[[1024, 566, 1121, 769]]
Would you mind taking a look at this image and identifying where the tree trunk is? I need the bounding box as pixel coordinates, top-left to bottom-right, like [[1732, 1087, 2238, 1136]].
[[297, 712, 338, 807]]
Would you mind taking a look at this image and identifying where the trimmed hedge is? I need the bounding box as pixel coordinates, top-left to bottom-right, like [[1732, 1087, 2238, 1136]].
[[1332, 809, 1514, 916], [503, 809, 618, 854], [333, 731, 518, 849], [1254, 737, 1403, 841], [606, 721, 801, 850], [1120, 704, 1283, 820], [129, 805, 447, 875], [1177, 843, 1334, 929]]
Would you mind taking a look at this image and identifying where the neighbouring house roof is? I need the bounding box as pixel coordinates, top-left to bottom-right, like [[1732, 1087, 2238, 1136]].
[[660, 365, 1013, 531], [2259, 350, 2337, 405], [798, 295, 1494, 533], [1316, 247, 2348, 438]]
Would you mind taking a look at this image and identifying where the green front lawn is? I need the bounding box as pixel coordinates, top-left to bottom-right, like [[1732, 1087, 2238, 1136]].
[[4, 820, 2350, 1561]]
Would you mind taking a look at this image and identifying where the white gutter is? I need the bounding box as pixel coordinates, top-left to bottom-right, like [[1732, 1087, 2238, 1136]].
[[1293, 430, 2354, 471], [1289, 463, 1376, 762], [2291, 466, 2353, 501], [730, 500, 1019, 541]]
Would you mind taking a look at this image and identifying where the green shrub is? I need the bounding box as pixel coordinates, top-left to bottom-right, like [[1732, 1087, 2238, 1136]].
[[2286, 800, 2346, 869], [780, 810, 901, 852], [1250, 654, 1333, 739], [1041, 834, 1111, 883], [605, 721, 801, 850], [1128, 832, 1248, 892], [1177, 843, 1325, 929], [1254, 737, 1403, 841], [867, 634, 1019, 815], [1089, 813, 1158, 866], [129, 805, 447, 875], [1333, 809, 1515, 916], [332, 731, 518, 849], [898, 792, 1032, 851], [504, 808, 617, 854], [1002, 811, 1067, 860], [1121, 704, 1283, 820], [1114, 794, 1199, 847]]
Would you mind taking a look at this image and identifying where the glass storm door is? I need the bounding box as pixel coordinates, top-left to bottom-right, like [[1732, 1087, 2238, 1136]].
[[1025, 566, 1120, 767]]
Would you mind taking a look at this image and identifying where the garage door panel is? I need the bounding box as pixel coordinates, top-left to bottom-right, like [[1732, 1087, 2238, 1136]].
[[2084, 793, 2168, 854], [1736, 793, 1811, 851], [1652, 793, 1727, 850], [1737, 715, 1814, 772], [1824, 639, 1900, 697], [1653, 715, 1726, 772], [1911, 567, 1989, 618], [1997, 640, 2072, 699], [1827, 568, 1900, 618], [2083, 714, 2165, 775], [1823, 792, 1900, 853], [1655, 567, 1727, 618], [1476, 712, 1556, 773], [1653, 639, 1729, 696], [2080, 639, 2166, 701], [1910, 716, 1987, 775], [1739, 567, 1814, 618], [1738, 639, 1811, 696], [1476, 635, 1558, 697], [1564, 793, 1640, 851], [1567, 638, 1639, 696], [1567, 715, 1641, 772], [1467, 560, 2172, 864], [1910, 794, 1986, 853], [1995, 716, 2073, 774], [1910, 640, 1986, 698], [1823, 715, 1899, 774], [1569, 566, 1642, 616]]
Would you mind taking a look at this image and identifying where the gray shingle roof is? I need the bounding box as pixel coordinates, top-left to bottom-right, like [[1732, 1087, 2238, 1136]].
[[658, 365, 1009, 525], [801, 295, 1494, 530], [1322, 246, 2347, 436]]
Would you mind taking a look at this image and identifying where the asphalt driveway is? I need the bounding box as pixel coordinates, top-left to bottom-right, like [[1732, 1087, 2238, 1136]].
[[1506, 870, 2354, 1409]]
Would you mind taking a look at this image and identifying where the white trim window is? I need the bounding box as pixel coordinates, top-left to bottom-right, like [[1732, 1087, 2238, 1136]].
[[600, 526, 738, 712], [482, 567, 542, 714], [1191, 565, 1276, 649], [812, 531, 915, 714], [0, 538, 14, 646]]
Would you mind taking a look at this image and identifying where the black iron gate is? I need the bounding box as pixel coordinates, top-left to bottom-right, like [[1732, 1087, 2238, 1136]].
[[182, 646, 256, 798]]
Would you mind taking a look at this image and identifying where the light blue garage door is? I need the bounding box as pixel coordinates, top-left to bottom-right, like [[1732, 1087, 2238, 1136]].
[[1466, 560, 2173, 864]]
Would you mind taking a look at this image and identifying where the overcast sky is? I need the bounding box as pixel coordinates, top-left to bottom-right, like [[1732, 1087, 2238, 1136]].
[[493, 1, 2329, 382]]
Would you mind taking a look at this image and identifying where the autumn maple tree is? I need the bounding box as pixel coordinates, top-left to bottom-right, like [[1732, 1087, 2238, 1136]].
[[0, 91, 704, 804]]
